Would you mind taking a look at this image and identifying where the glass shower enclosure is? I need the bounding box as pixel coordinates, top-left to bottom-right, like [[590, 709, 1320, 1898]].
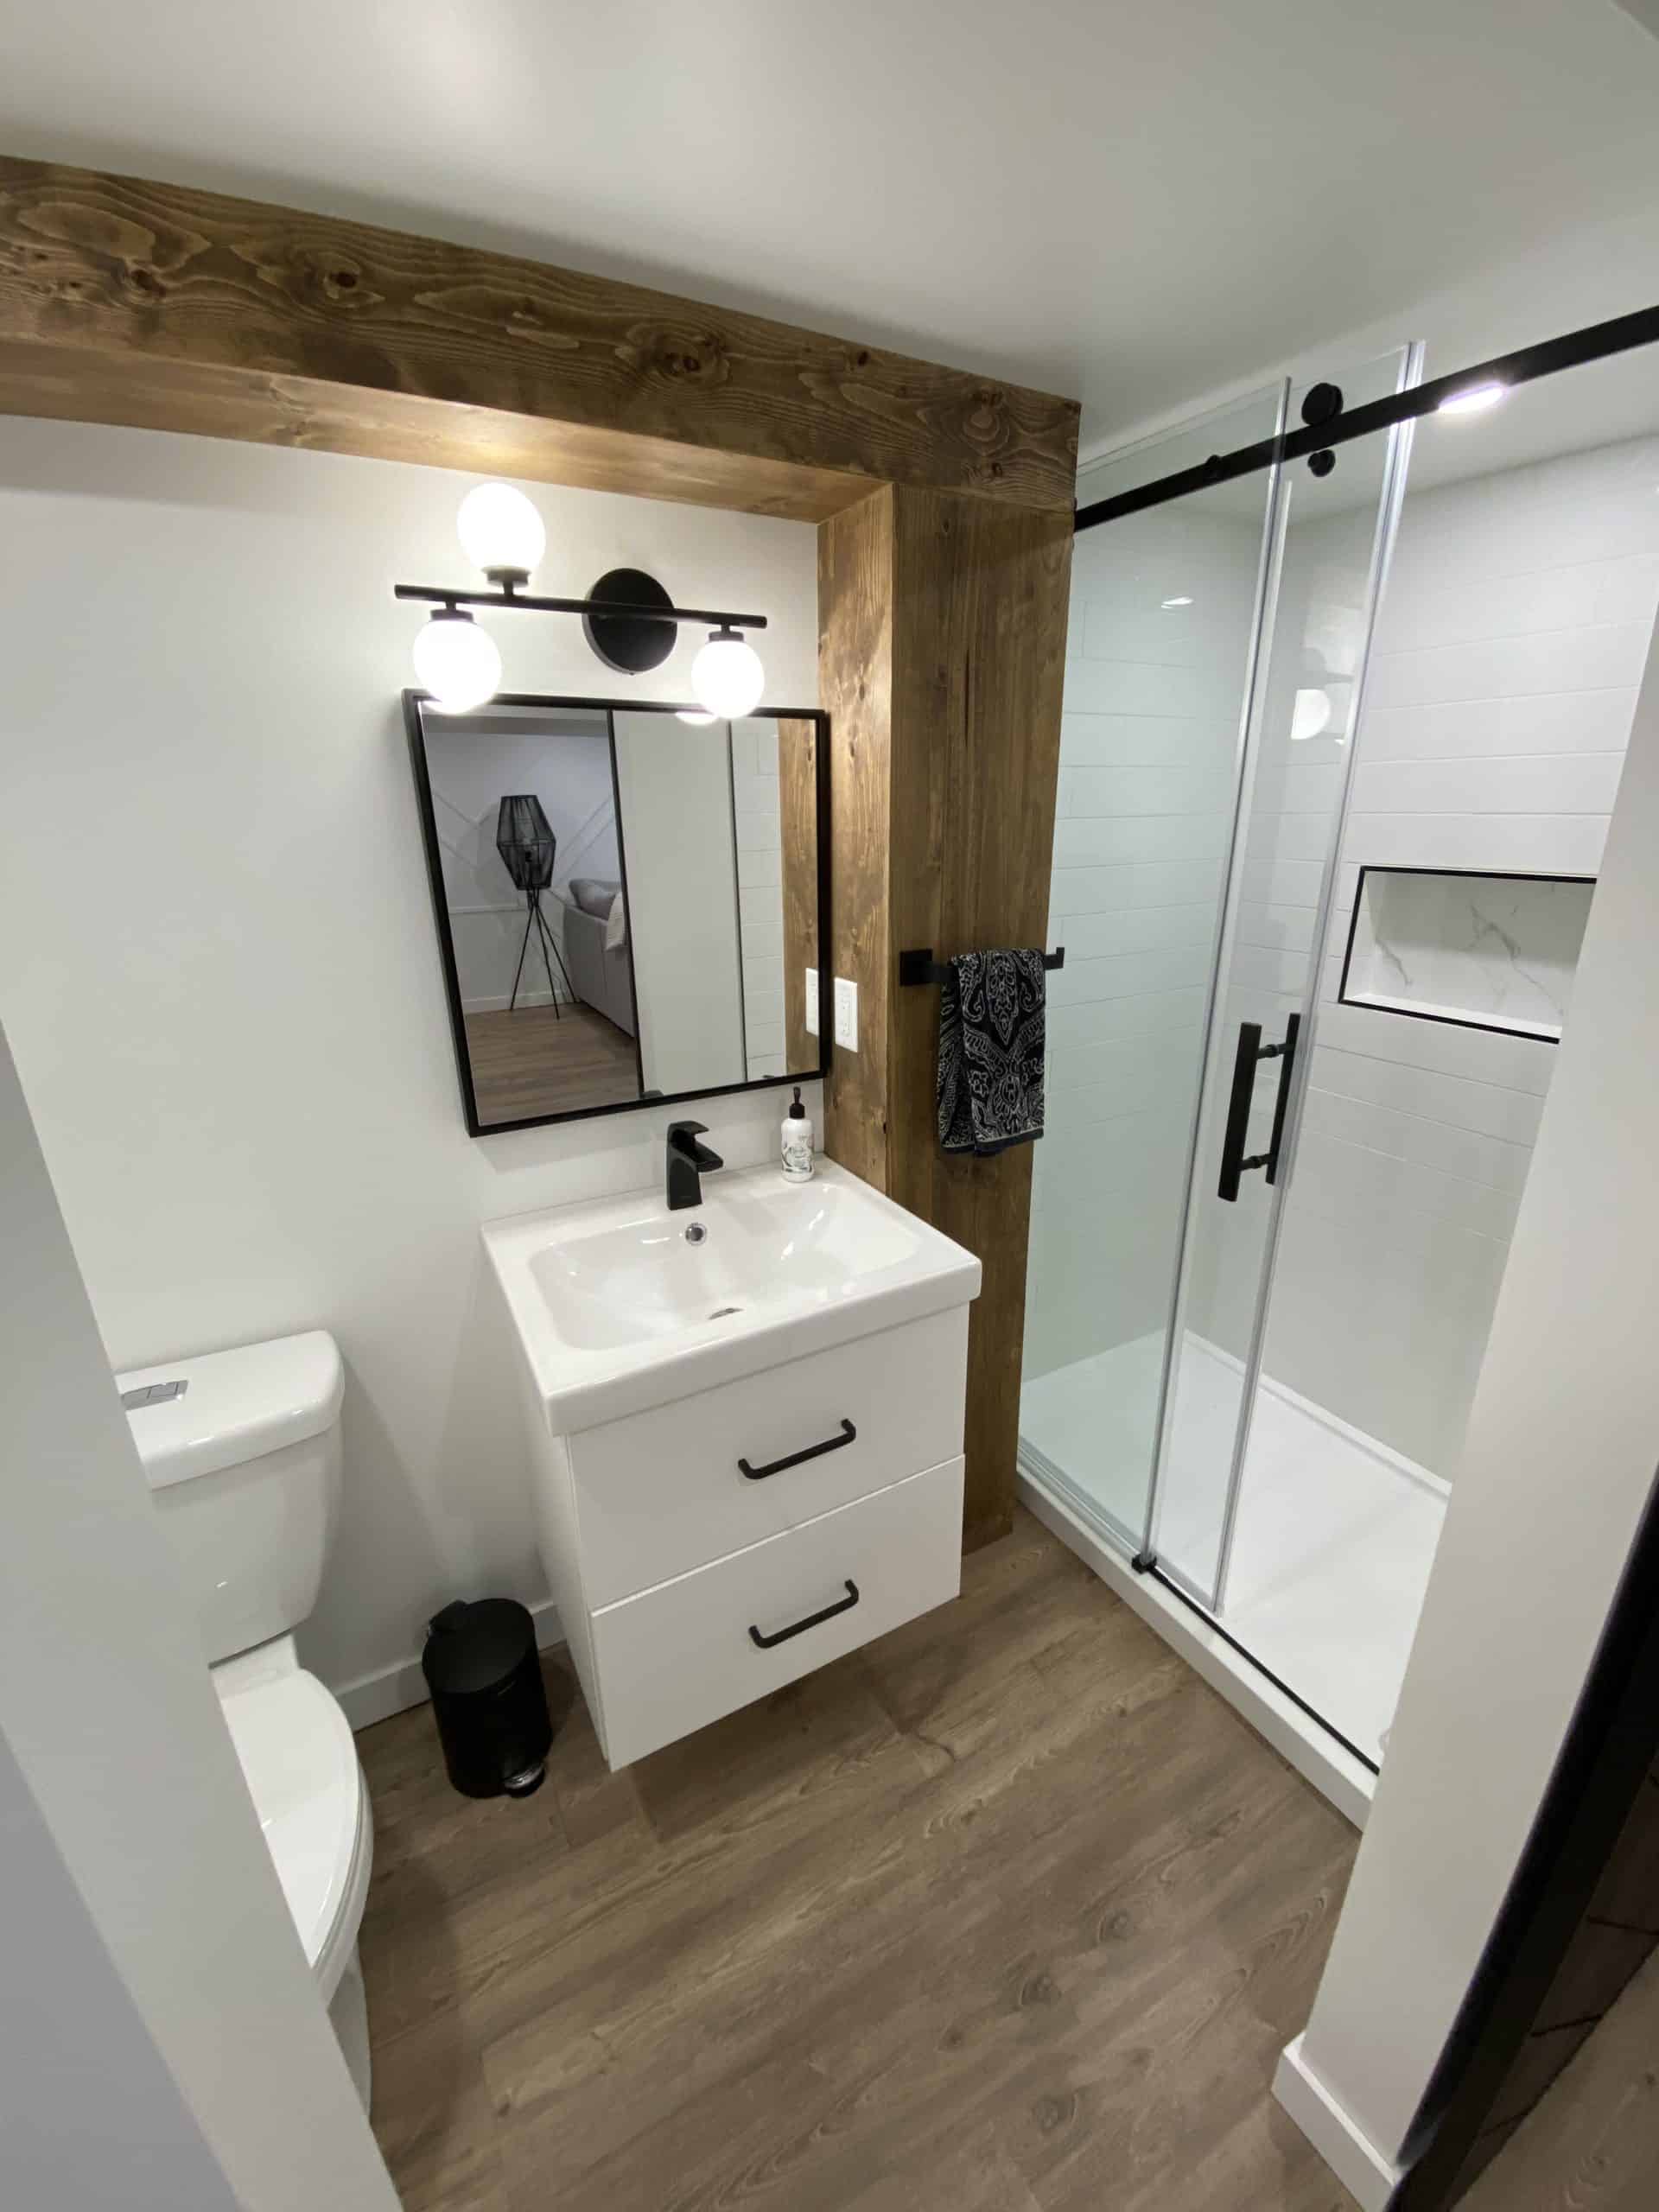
[[1021, 348, 1423, 1773], [1025, 332, 1659, 1783]]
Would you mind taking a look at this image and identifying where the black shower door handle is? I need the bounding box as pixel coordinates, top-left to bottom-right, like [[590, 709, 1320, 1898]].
[[1217, 1014, 1300, 1201], [748, 1580, 861, 1649], [1264, 1013, 1300, 1186]]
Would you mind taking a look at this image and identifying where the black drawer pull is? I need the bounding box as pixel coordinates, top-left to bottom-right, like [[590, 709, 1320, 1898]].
[[748, 1580, 861, 1649], [738, 1418, 857, 1481]]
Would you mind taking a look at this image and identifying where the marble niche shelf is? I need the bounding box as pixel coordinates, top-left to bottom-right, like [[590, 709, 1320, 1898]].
[[1338, 867, 1595, 1043]]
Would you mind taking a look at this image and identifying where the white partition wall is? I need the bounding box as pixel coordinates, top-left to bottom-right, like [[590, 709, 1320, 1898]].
[[1278, 533, 1659, 2210], [0, 1017, 399, 2212]]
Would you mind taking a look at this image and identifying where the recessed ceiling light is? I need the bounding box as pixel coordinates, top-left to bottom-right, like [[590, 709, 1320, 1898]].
[[1438, 381, 1508, 417], [1161, 595, 1193, 608]]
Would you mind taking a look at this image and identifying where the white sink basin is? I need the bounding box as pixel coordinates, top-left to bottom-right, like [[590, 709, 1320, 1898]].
[[484, 1158, 981, 1431]]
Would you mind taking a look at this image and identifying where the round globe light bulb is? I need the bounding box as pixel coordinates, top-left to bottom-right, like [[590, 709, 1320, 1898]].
[[1290, 686, 1333, 742], [413, 611, 502, 712], [456, 482, 547, 581], [690, 631, 765, 719]]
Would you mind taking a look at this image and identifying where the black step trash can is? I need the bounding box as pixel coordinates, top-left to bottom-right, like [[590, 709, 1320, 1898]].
[[423, 1598, 554, 1799]]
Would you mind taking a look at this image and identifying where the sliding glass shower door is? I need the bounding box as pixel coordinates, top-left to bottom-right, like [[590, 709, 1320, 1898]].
[[1022, 351, 1417, 1626], [1019, 383, 1287, 1554], [1146, 349, 1419, 1612], [1027, 330, 1659, 1773]]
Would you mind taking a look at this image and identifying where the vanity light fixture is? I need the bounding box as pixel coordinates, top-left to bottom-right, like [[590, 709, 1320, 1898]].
[[1438, 380, 1508, 416], [398, 484, 768, 715]]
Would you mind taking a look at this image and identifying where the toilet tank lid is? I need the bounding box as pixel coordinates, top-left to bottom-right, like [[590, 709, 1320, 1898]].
[[118, 1332, 344, 1491]]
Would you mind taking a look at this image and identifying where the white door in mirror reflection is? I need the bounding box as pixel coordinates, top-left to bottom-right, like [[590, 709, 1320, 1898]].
[[613, 712, 748, 1097]]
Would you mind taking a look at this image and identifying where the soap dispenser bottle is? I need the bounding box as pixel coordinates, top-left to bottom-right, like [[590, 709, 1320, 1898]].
[[781, 1085, 814, 1181]]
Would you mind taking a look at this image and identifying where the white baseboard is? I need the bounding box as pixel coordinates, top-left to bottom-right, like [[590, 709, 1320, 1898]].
[[1273, 2036, 1402, 2212], [460, 989, 570, 1014], [331, 1599, 565, 1732]]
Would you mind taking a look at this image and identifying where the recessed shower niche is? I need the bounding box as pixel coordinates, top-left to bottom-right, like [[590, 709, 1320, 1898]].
[[1338, 866, 1596, 1042]]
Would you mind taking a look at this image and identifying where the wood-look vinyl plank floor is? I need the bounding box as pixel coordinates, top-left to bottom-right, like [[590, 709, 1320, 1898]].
[[1464, 1943, 1659, 2211], [358, 1510, 1360, 2212], [465, 1001, 639, 1123]]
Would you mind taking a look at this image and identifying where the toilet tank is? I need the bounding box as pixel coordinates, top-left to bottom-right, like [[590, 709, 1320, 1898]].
[[119, 1332, 345, 1665]]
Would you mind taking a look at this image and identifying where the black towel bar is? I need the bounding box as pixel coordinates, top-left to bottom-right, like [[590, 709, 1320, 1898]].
[[898, 946, 1065, 987]]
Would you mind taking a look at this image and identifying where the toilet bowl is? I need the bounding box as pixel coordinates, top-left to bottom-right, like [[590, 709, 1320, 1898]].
[[119, 1330, 375, 2110]]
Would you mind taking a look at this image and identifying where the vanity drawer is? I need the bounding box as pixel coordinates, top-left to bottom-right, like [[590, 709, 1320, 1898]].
[[590, 1455, 963, 1768], [569, 1306, 968, 1605]]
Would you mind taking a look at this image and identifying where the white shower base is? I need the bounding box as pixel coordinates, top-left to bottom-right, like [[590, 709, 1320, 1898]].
[[1020, 1333, 1447, 1770]]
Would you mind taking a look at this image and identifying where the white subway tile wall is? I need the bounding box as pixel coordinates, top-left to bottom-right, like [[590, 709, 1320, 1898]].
[[1234, 434, 1659, 1473], [1029, 430, 1659, 1487], [1025, 502, 1266, 1380]]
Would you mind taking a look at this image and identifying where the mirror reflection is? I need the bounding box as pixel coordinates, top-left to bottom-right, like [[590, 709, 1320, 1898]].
[[407, 696, 825, 1131]]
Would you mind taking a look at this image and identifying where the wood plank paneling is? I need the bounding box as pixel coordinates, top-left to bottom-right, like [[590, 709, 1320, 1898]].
[[890, 488, 1072, 1549], [818, 490, 897, 1191], [821, 486, 1072, 1548], [778, 716, 820, 1072], [0, 160, 1078, 519]]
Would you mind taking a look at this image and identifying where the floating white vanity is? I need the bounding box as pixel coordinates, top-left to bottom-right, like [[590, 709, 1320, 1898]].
[[485, 1157, 981, 1768]]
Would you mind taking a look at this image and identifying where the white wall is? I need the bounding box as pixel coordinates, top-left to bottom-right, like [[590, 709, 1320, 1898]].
[[0, 1730, 239, 2211], [0, 1015, 398, 2209], [1283, 586, 1659, 2187], [1266, 435, 1659, 1473], [0, 419, 819, 1711]]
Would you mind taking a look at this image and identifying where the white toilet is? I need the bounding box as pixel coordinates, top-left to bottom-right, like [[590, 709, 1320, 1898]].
[[118, 1329, 375, 2110]]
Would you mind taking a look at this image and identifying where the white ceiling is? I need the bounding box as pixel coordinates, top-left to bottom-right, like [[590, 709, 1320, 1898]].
[[1, 1, 1656, 450]]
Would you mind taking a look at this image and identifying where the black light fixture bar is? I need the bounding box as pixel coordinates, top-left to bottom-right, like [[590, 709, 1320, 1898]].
[[1076, 302, 1659, 534], [393, 582, 766, 630]]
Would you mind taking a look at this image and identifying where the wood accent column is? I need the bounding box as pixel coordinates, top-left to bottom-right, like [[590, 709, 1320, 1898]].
[[818, 486, 1072, 1551], [778, 717, 820, 1073], [817, 490, 897, 1192]]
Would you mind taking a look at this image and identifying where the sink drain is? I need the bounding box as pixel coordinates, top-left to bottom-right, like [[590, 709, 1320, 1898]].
[[708, 1305, 742, 1319]]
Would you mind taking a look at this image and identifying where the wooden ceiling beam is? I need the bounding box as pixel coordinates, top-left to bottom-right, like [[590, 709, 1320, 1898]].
[[0, 158, 1078, 520]]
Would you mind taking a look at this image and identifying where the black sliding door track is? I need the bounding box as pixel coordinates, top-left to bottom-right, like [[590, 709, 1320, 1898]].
[[1134, 1555, 1381, 1776], [1076, 303, 1659, 533]]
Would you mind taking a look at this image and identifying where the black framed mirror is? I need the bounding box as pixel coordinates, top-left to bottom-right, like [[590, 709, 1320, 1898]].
[[404, 692, 830, 1135]]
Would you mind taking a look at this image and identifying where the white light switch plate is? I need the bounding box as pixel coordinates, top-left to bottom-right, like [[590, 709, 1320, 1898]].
[[834, 976, 859, 1052], [804, 968, 819, 1037]]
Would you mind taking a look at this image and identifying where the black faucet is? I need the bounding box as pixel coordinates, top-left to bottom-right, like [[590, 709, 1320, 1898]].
[[665, 1121, 723, 1211]]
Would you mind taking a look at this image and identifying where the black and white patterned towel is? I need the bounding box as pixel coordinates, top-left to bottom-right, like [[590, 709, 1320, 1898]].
[[937, 949, 1046, 1156]]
